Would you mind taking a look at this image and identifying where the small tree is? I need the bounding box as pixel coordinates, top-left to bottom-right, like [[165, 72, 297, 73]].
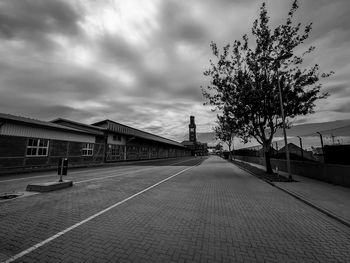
[[202, 0, 332, 173], [214, 110, 239, 160], [215, 143, 223, 151], [214, 143, 223, 155]]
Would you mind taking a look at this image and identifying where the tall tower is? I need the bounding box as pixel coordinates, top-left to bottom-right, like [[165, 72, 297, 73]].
[[189, 116, 196, 143]]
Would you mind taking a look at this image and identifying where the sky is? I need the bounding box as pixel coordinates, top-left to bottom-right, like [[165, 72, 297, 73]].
[[0, 0, 349, 141]]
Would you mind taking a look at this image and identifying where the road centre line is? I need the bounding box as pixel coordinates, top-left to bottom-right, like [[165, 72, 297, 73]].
[[0, 158, 196, 183], [2, 161, 201, 263]]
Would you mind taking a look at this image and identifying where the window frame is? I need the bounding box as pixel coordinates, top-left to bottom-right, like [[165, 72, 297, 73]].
[[110, 145, 120, 156], [82, 143, 94, 156], [26, 138, 50, 157], [112, 134, 122, 141]]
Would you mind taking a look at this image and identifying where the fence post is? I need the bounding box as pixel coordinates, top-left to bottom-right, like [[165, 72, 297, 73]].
[[297, 136, 303, 160], [316, 132, 324, 162]]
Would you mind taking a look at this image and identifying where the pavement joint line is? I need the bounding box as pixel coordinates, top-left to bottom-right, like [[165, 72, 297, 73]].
[[0, 157, 183, 179], [273, 184, 350, 228], [1, 160, 201, 263], [0, 166, 138, 183], [74, 158, 198, 184], [228, 158, 350, 229], [0, 158, 196, 183], [0, 158, 198, 203], [74, 168, 159, 184]]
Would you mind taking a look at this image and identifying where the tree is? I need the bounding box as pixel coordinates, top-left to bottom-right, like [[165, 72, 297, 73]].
[[214, 109, 239, 160], [214, 143, 223, 155], [202, 0, 333, 173]]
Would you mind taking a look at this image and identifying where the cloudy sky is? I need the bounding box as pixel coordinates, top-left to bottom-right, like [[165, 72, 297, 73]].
[[0, 0, 349, 141]]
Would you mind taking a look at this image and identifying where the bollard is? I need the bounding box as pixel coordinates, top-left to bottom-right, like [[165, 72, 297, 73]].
[[58, 158, 69, 182], [275, 166, 279, 180]]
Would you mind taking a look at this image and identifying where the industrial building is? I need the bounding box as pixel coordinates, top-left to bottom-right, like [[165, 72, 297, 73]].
[[0, 113, 190, 174]]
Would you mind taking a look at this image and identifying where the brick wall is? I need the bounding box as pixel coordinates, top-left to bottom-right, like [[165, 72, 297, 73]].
[[0, 135, 105, 173], [0, 134, 191, 173]]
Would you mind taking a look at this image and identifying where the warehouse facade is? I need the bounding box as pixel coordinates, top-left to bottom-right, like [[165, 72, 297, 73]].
[[0, 113, 190, 174]]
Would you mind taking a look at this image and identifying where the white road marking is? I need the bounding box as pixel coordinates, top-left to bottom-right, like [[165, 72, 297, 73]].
[[74, 158, 197, 184], [2, 161, 200, 263], [74, 169, 149, 184], [0, 158, 195, 183], [0, 167, 131, 183]]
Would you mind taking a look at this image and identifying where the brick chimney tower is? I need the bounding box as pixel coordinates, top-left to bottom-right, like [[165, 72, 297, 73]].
[[189, 116, 196, 143]]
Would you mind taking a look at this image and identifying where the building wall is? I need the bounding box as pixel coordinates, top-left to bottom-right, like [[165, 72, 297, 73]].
[[104, 142, 190, 162], [106, 134, 126, 145], [0, 123, 191, 173], [0, 123, 95, 143], [0, 135, 105, 173]]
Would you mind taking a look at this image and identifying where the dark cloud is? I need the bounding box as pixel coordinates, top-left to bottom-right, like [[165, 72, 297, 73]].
[[299, 0, 350, 42], [0, 103, 95, 124], [0, 0, 81, 38], [157, 0, 210, 47], [330, 102, 350, 113], [293, 118, 309, 125], [98, 34, 142, 66], [0, 0, 82, 53], [142, 125, 164, 134], [324, 83, 350, 97], [1, 64, 112, 101], [0, 0, 349, 140], [129, 67, 204, 101]]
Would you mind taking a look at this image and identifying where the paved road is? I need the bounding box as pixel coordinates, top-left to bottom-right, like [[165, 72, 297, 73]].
[[0, 156, 349, 262], [0, 157, 196, 194]]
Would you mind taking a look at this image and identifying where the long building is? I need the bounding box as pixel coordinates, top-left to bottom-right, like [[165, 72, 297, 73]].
[[0, 113, 190, 174]]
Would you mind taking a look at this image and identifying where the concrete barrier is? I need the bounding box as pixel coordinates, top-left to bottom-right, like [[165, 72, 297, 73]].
[[26, 180, 73, 192]]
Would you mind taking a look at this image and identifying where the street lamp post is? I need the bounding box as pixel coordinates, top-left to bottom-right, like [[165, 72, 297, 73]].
[[276, 53, 293, 181], [259, 52, 293, 181], [316, 131, 324, 162], [276, 67, 292, 181]]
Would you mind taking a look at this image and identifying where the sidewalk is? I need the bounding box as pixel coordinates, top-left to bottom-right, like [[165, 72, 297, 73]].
[[233, 159, 350, 227]]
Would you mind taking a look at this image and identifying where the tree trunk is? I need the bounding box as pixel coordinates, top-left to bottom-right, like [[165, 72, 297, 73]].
[[228, 145, 232, 161], [264, 147, 273, 174], [232, 144, 235, 160]]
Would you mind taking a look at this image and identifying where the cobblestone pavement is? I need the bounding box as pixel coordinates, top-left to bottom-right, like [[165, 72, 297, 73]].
[[0, 157, 195, 193], [1, 156, 350, 262]]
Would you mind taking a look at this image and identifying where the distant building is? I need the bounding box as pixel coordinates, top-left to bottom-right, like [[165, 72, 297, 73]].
[[189, 116, 196, 143], [181, 116, 208, 156], [278, 143, 315, 161]]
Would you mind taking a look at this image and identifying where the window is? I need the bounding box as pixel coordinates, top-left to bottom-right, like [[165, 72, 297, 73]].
[[111, 145, 119, 156], [82, 143, 94, 156], [26, 138, 49, 157], [112, 134, 122, 141]]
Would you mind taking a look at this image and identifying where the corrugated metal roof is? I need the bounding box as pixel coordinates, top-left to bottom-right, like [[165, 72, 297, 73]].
[[51, 118, 105, 135], [0, 113, 99, 136], [93, 119, 185, 147]]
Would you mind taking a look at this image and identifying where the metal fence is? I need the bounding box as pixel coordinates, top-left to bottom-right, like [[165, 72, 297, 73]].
[[234, 125, 350, 165]]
